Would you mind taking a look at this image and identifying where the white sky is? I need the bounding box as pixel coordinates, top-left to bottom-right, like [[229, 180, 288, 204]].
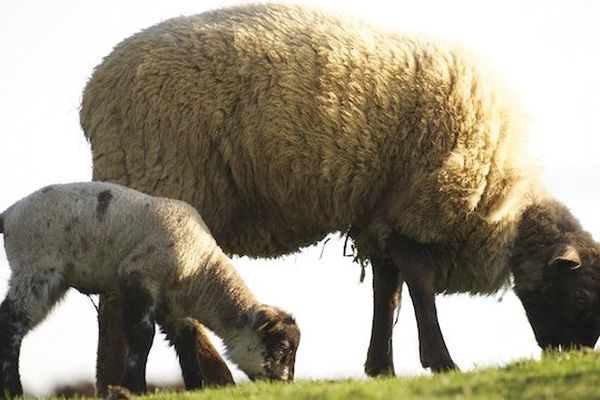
[[0, 0, 599, 396]]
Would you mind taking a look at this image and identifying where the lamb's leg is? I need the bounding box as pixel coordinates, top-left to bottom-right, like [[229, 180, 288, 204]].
[[0, 272, 67, 398], [119, 278, 156, 394], [387, 235, 457, 372], [364, 257, 403, 377], [96, 294, 127, 397], [162, 317, 235, 389], [0, 298, 27, 398]]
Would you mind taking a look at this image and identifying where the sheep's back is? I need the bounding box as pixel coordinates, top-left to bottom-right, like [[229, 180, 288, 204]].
[[81, 4, 537, 284], [82, 5, 397, 256]]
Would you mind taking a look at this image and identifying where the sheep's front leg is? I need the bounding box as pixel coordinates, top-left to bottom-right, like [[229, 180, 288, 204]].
[[364, 258, 403, 377], [162, 318, 234, 389], [388, 235, 457, 372], [119, 279, 156, 394]]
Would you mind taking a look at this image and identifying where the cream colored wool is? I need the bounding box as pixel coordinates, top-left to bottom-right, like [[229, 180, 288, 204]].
[[81, 4, 540, 294]]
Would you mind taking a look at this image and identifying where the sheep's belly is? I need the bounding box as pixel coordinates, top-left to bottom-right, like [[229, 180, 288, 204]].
[[65, 265, 118, 295]]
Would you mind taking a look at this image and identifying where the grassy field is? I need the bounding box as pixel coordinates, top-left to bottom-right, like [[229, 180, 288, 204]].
[[131, 350, 600, 400]]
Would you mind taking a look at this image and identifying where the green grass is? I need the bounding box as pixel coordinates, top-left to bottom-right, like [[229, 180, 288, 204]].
[[104, 351, 600, 399]]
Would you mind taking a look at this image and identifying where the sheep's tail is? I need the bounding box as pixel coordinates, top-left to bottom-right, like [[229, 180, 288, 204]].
[[0, 212, 4, 234]]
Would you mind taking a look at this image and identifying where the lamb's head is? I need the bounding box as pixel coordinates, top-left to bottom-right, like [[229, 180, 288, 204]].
[[513, 229, 600, 350], [227, 305, 300, 381]]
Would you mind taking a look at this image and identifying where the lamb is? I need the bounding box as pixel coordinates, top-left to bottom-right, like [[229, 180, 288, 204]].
[[0, 182, 300, 397], [80, 3, 600, 386]]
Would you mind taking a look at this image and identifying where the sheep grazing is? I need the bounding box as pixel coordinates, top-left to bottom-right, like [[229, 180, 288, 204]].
[[80, 3, 600, 383], [0, 182, 300, 397]]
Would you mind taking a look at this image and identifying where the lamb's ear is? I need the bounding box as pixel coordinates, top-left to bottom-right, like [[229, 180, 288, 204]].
[[548, 244, 581, 270], [253, 306, 282, 337]]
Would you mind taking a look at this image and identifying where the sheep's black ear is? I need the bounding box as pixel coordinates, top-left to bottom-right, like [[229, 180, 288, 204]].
[[253, 307, 280, 336], [548, 244, 581, 271]]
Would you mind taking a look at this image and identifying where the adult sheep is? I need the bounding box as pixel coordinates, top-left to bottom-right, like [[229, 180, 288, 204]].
[[80, 2, 600, 389], [0, 182, 300, 397]]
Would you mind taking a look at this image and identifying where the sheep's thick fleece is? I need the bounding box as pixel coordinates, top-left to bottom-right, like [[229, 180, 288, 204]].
[[1, 182, 256, 333], [81, 4, 539, 294]]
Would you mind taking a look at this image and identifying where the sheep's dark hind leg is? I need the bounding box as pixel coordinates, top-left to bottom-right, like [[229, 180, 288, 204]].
[[162, 318, 234, 389], [388, 235, 457, 372], [119, 281, 156, 394], [364, 257, 403, 377], [0, 299, 26, 398]]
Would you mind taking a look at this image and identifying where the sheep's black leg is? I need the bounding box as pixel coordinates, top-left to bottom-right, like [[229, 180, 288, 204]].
[[96, 294, 127, 397], [119, 281, 156, 394], [364, 257, 402, 377], [388, 234, 457, 372], [162, 318, 234, 389], [0, 299, 27, 398]]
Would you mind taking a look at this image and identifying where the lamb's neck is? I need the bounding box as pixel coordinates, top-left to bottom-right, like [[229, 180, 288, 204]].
[[182, 253, 259, 342]]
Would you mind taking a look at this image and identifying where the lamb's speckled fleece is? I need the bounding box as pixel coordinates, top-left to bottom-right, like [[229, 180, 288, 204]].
[[0, 182, 299, 395]]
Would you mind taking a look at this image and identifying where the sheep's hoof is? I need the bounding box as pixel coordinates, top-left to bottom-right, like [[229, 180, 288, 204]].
[[106, 385, 132, 400], [428, 360, 459, 373], [364, 360, 396, 377]]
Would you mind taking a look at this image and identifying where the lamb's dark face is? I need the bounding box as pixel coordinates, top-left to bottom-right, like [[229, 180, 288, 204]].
[[249, 307, 300, 381], [514, 241, 600, 350]]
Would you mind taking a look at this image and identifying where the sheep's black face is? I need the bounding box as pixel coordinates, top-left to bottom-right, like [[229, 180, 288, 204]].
[[514, 242, 600, 350], [252, 307, 300, 381], [518, 282, 600, 349]]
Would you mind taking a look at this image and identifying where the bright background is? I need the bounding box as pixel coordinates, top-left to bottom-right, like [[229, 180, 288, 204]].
[[0, 0, 598, 396]]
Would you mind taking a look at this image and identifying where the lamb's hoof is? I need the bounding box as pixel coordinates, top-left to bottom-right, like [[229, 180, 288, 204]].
[[204, 374, 236, 388], [200, 361, 236, 388], [106, 385, 132, 400]]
